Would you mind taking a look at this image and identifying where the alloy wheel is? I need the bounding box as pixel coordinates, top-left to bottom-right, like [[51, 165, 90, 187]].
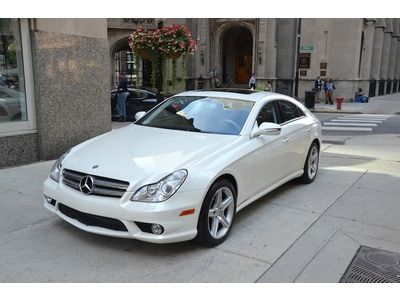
[[308, 145, 319, 180], [207, 187, 235, 239]]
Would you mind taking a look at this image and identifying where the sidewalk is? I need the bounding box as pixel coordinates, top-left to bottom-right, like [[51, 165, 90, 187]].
[[309, 93, 400, 115]]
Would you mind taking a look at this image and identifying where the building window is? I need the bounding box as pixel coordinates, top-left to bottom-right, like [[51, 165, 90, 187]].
[[0, 19, 35, 136]]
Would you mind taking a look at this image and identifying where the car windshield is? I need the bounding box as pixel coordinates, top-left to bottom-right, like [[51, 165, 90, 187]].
[[136, 96, 254, 135]]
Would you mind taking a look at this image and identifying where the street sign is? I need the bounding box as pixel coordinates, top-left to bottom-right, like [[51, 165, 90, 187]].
[[300, 45, 314, 52]]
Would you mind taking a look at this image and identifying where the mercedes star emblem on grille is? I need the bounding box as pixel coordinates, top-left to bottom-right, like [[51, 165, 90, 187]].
[[79, 176, 94, 195]]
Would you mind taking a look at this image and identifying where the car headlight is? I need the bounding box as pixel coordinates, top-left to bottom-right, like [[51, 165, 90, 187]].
[[131, 169, 188, 203], [50, 150, 70, 182]]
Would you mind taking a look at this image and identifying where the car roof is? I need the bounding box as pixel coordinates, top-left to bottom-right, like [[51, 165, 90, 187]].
[[111, 87, 156, 95], [174, 89, 280, 102]]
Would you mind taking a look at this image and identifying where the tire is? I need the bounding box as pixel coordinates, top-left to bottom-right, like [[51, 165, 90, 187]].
[[297, 141, 319, 184], [195, 179, 236, 247]]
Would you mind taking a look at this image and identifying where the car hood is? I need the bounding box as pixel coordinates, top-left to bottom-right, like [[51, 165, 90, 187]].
[[63, 124, 239, 189]]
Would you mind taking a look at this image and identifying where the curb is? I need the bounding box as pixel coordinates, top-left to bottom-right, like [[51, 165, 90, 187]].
[[309, 108, 362, 114]]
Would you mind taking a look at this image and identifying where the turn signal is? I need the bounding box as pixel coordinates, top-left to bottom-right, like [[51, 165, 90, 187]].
[[179, 209, 195, 216]]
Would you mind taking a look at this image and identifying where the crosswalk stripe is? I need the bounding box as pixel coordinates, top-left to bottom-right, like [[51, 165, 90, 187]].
[[331, 119, 383, 123], [323, 122, 378, 127], [348, 114, 391, 118], [337, 117, 387, 121], [322, 126, 373, 132]]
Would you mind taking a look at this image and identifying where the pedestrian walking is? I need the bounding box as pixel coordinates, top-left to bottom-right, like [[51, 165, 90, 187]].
[[249, 73, 256, 90], [314, 76, 322, 102], [116, 73, 129, 121], [325, 78, 335, 105], [209, 68, 217, 88]]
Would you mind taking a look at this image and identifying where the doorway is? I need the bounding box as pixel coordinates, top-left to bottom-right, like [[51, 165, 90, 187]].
[[222, 26, 253, 86], [113, 42, 152, 88]]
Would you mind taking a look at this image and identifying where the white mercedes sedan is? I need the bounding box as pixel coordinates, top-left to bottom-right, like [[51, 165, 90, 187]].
[[43, 90, 321, 247]]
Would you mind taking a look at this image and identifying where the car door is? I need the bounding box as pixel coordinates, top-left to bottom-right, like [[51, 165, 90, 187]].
[[277, 100, 309, 175], [250, 101, 289, 194], [126, 90, 150, 118]]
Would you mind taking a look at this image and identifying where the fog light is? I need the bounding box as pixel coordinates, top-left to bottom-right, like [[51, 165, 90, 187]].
[[44, 195, 56, 206], [151, 224, 164, 235]]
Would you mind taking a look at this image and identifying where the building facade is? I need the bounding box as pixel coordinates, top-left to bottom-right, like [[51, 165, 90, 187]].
[[108, 18, 400, 101]]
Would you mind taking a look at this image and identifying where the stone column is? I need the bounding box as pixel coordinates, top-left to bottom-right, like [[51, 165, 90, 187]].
[[396, 37, 400, 80], [256, 18, 268, 79], [370, 19, 385, 96], [265, 18, 278, 89], [394, 21, 400, 92], [379, 18, 393, 94], [388, 19, 399, 93], [360, 19, 376, 94]]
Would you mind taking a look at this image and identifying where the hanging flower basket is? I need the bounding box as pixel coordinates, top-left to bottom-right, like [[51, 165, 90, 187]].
[[129, 24, 197, 91]]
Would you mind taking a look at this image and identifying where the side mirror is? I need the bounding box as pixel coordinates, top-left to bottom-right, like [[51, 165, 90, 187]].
[[251, 122, 281, 139], [135, 111, 146, 121]]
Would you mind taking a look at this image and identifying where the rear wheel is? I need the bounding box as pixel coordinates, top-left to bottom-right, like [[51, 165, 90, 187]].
[[196, 179, 236, 247], [297, 141, 319, 184]]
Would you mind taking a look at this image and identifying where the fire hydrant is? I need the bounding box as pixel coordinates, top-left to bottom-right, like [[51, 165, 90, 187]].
[[336, 96, 344, 110]]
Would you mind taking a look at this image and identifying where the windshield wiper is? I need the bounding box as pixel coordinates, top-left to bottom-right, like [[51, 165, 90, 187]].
[[143, 124, 201, 132]]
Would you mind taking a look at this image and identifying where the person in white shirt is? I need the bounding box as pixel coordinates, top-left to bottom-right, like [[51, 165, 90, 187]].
[[249, 73, 256, 89]]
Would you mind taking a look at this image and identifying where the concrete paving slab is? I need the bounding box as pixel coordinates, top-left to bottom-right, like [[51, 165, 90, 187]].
[[266, 168, 363, 214], [0, 161, 54, 197], [0, 188, 54, 236], [294, 230, 360, 282], [344, 231, 400, 255], [218, 199, 319, 264], [324, 134, 400, 162], [256, 215, 343, 282], [335, 214, 400, 245], [0, 218, 269, 282], [351, 169, 400, 195], [257, 211, 400, 283], [327, 184, 400, 231]]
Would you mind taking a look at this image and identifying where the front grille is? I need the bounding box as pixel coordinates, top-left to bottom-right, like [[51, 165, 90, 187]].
[[58, 203, 128, 232], [62, 169, 129, 198]]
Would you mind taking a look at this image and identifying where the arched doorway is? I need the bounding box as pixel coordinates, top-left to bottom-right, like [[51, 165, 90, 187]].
[[112, 39, 152, 88], [222, 26, 253, 86]]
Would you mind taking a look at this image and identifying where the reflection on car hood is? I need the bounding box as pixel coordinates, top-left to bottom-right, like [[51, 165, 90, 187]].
[[63, 124, 238, 188]]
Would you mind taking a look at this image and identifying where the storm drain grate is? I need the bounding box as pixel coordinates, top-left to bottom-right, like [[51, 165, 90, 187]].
[[340, 246, 400, 283]]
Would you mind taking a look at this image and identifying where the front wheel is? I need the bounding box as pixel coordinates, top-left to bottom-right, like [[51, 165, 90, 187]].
[[195, 179, 236, 247], [297, 141, 319, 184]]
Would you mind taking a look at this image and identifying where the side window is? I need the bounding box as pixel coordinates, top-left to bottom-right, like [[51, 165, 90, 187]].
[[278, 100, 301, 123], [256, 102, 278, 126], [129, 91, 147, 100]]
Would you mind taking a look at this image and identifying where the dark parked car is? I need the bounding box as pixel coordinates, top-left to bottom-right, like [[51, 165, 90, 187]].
[[111, 88, 158, 121]]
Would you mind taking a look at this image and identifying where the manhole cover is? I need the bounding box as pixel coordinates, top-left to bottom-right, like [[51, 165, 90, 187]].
[[340, 246, 400, 283]]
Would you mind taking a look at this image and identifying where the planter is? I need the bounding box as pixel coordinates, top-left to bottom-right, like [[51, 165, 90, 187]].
[[167, 52, 182, 60], [137, 48, 152, 60]]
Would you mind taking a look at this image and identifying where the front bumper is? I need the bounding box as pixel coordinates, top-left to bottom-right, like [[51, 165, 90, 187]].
[[43, 177, 205, 243]]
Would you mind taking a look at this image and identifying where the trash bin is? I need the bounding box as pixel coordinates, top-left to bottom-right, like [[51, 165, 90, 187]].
[[304, 91, 317, 109]]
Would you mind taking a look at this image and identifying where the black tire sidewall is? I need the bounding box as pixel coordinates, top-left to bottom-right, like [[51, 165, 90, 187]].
[[196, 179, 237, 247]]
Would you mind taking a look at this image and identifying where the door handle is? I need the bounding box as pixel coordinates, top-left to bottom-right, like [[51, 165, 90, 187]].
[[282, 137, 290, 143]]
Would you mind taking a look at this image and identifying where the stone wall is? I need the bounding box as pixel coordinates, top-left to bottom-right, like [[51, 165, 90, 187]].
[[31, 30, 111, 161]]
